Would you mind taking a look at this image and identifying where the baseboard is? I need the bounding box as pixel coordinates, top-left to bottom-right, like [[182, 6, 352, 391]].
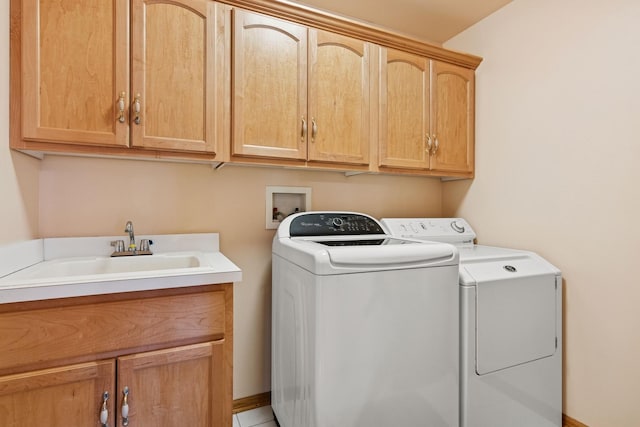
[[234, 396, 586, 426], [564, 413, 589, 427], [233, 392, 271, 414]]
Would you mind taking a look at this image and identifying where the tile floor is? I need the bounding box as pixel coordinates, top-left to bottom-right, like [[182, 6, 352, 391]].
[[233, 405, 277, 427]]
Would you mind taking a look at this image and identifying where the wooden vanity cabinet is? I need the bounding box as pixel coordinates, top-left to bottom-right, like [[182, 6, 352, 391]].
[[13, 0, 227, 158], [379, 48, 475, 176], [231, 9, 372, 168], [0, 284, 233, 427]]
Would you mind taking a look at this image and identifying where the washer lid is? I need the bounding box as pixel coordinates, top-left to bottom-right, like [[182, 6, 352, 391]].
[[319, 239, 455, 267], [275, 236, 458, 274], [274, 211, 459, 274]]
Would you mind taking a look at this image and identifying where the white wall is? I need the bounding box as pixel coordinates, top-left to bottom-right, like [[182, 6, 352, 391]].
[[443, 0, 640, 424], [0, 0, 39, 244]]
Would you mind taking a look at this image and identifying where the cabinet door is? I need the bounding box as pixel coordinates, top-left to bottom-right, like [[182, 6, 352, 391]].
[[0, 360, 115, 427], [117, 341, 226, 427], [379, 48, 430, 169], [232, 10, 308, 160], [307, 30, 371, 165], [21, 0, 129, 147], [131, 0, 225, 153], [430, 61, 475, 173]]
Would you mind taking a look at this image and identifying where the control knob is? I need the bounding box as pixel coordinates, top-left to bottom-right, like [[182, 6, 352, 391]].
[[332, 217, 344, 228], [451, 220, 465, 233]]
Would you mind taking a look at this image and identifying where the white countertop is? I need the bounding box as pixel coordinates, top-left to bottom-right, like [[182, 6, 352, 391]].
[[0, 233, 242, 304]]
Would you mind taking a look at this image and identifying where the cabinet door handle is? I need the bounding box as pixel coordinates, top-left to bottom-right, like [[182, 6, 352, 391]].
[[132, 94, 141, 125], [121, 386, 130, 426], [311, 118, 318, 143], [301, 117, 307, 142], [100, 391, 109, 427], [433, 135, 439, 154], [426, 134, 432, 154], [117, 92, 126, 123]]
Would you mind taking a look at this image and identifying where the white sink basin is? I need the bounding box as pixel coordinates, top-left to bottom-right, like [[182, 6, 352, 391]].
[[0, 233, 242, 304], [4, 253, 202, 282]]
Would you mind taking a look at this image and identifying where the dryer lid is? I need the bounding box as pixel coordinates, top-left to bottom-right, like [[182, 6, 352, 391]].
[[472, 272, 558, 375]]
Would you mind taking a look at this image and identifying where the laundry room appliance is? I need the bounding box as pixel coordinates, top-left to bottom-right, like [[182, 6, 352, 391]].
[[381, 218, 562, 427], [272, 212, 460, 427]]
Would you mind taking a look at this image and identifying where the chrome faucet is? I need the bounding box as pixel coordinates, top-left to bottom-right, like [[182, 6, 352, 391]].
[[124, 221, 136, 252], [111, 221, 152, 257]]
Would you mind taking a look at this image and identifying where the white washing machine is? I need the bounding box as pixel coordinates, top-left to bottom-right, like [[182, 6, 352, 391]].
[[381, 218, 562, 427], [272, 212, 460, 427]]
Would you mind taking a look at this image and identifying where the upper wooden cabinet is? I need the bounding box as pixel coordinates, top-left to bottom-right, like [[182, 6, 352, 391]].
[[15, 0, 227, 157], [379, 48, 475, 175], [379, 49, 431, 169], [12, 0, 479, 175], [308, 31, 372, 166], [130, 0, 226, 153], [232, 9, 372, 166], [20, 0, 129, 147], [430, 61, 475, 174]]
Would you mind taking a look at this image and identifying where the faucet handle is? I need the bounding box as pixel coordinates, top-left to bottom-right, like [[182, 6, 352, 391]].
[[111, 240, 125, 253], [139, 239, 153, 252]]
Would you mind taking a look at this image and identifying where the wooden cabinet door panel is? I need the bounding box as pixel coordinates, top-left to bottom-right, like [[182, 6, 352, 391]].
[[117, 341, 226, 427], [21, 0, 128, 147], [379, 48, 430, 169], [131, 0, 222, 153], [0, 360, 115, 427], [430, 61, 475, 173], [232, 10, 307, 160], [308, 30, 370, 165]]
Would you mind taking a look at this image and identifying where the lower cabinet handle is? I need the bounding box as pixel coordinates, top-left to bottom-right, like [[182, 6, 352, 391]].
[[122, 386, 130, 426], [301, 117, 307, 142], [132, 94, 141, 125], [100, 391, 109, 427], [311, 118, 318, 142], [116, 92, 126, 124]]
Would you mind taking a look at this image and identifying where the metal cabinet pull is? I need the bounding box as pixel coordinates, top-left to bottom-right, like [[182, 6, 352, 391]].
[[100, 391, 109, 427], [121, 386, 130, 426], [117, 92, 126, 123], [132, 94, 141, 125], [426, 134, 432, 154], [433, 135, 439, 154], [301, 117, 307, 142], [311, 118, 318, 143]]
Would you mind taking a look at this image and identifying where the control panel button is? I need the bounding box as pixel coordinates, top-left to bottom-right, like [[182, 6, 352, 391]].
[[332, 217, 344, 228], [451, 220, 465, 233]]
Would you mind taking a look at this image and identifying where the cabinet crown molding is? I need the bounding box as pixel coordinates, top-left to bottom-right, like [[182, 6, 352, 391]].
[[219, 0, 483, 69]]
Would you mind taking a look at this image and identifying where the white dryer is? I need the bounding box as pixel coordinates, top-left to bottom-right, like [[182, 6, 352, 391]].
[[381, 218, 562, 427], [272, 212, 460, 427]]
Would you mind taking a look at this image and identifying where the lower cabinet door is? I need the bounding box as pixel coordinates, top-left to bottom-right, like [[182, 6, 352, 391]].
[[0, 360, 116, 427], [116, 341, 226, 427]]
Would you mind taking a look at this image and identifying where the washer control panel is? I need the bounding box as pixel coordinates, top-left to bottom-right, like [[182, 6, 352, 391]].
[[380, 218, 476, 244], [289, 213, 385, 237]]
